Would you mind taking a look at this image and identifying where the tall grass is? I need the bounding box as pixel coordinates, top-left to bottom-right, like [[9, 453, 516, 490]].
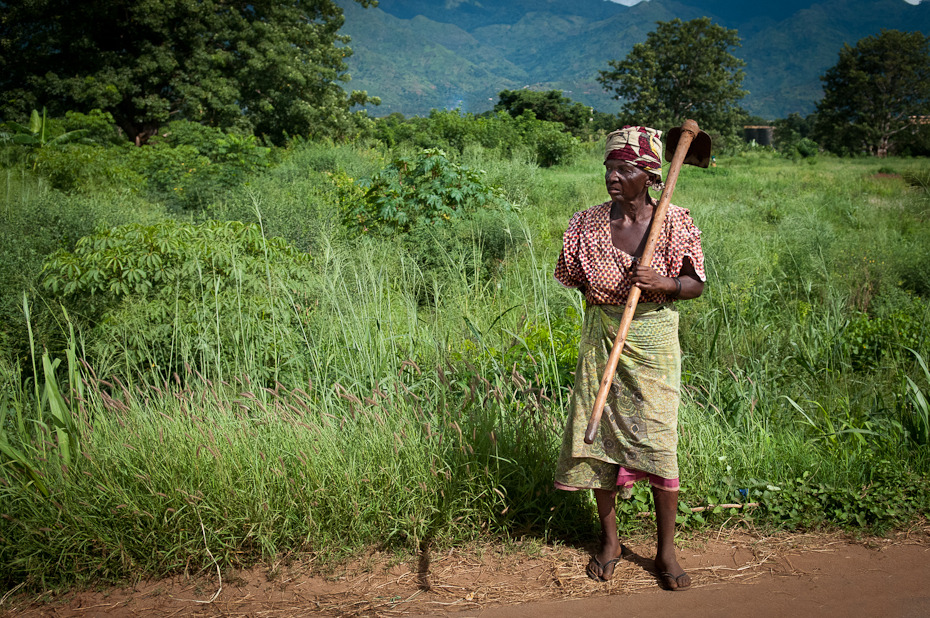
[[1, 143, 929, 589]]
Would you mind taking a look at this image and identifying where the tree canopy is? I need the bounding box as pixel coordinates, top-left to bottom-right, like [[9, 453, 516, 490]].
[[0, 0, 377, 145], [813, 29, 930, 157], [597, 17, 747, 138], [494, 90, 592, 136]]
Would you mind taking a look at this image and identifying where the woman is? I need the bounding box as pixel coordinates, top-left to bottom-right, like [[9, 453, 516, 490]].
[[553, 125, 705, 591]]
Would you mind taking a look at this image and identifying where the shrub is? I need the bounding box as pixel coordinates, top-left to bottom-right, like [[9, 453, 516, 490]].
[[346, 148, 510, 235], [370, 110, 578, 167], [131, 120, 272, 208], [33, 143, 143, 193], [42, 220, 316, 382]]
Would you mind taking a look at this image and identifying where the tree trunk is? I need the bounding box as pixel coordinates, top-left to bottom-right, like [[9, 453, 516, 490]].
[[116, 117, 162, 146], [877, 135, 890, 158]]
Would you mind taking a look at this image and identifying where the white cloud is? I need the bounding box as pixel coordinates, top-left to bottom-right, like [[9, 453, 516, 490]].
[[904, 0, 921, 5], [608, 0, 647, 5]]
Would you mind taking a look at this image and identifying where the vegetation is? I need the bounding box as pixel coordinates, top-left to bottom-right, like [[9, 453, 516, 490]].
[[494, 90, 612, 137], [370, 108, 580, 167], [597, 17, 748, 142], [0, 0, 378, 144], [1, 109, 929, 591], [813, 29, 930, 157], [1, 2, 930, 597], [338, 0, 930, 120]]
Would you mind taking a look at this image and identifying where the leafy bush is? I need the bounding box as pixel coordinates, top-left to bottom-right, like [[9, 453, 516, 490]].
[[33, 143, 143, 193], [132, 120, 272, 208], [0, 184, 165, 357], [42, 220, 316, 382], [62, 109, 126, 145], [528, 117, 579, 167], [370, 110, 579, 167], [346, 148, 510, 235], [763, 461, 929, 531]]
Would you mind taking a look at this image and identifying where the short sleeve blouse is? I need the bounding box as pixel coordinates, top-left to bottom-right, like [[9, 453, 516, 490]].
[[554, 202, 706, 306]]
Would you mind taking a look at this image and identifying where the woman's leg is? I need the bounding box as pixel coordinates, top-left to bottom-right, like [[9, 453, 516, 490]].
[[588, 488, 623, 580], [652, 487, 691, 590]]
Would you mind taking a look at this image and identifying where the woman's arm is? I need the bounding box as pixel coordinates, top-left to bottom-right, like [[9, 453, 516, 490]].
[[630, 256, 704, 300]]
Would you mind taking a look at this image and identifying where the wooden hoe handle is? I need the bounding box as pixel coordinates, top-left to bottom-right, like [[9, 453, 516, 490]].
[[583, 119, 702, 445]]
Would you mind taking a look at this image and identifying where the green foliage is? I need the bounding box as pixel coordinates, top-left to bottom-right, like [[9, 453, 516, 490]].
[[33, 144, 144, 194], [2, 108, 90, 170], [453, 306, 581, 398], [61, 109, 126, 146], [0, 300, 84, 500], [494, 90, 593, 137], [0, 176, 166, 359], [130, 120, 272, 208], [371, 109, 579, 167], [597, 18, 748, 138], [841, 310, 926, 372], [400, 209, 521, 305], [0, 0, 377, 144], [3, 108, 87, 148], [903, 349, 930, 446], [813, 29, 930, 157], [763, 462, 929, 531], [3, 131, 930, 590], [0, 108, 140, 193], [42, 221, 316, 382], [346, 148, 509, 235]]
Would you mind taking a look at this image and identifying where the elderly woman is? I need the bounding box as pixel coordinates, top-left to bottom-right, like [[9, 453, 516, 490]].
[[553, 125, 705, 591]]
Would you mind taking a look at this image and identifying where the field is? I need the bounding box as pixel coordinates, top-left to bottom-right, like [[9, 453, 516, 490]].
[[1, 132, 929, 593]]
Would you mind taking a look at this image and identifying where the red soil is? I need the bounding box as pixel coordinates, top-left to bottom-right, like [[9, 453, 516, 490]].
[[4, 527, 929, 617]]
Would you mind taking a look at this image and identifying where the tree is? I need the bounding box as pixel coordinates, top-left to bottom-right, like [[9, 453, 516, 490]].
[[813, 30, 930, 157], [597, 18, 747, 138], [494, 90, 592, 136], [0, 0, 377, 145]]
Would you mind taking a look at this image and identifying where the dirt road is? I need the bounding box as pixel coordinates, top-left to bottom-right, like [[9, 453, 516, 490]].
[[4, 528, 929, 617]]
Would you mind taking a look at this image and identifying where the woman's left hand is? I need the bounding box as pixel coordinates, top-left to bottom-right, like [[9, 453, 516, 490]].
[[630, 258, 704, 300], [630, 260, 672, 294]]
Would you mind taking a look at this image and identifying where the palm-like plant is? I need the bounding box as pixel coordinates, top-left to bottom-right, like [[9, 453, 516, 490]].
[[4, 108, 89, 169]]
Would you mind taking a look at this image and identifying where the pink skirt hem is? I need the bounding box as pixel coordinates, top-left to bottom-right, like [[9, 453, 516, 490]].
[[554, 466, 679, 493]]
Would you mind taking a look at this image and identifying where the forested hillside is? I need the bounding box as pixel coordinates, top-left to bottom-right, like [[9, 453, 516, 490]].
[[338, 0, 930, 119]]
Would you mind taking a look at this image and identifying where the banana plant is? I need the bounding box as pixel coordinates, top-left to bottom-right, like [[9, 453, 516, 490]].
[[4, 107, 89, 169]]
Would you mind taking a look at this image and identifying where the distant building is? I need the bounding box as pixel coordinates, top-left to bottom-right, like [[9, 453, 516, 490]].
[[743, 126, 775, 146]]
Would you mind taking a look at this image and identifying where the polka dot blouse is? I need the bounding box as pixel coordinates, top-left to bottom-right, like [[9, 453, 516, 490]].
[[554, 202, 706, 306]]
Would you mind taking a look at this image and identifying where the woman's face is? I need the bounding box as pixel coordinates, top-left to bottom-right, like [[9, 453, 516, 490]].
[[604, 159, 650, 202]]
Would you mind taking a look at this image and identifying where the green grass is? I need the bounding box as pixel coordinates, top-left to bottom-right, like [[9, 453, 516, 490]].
[[1, 141, 929, 589]]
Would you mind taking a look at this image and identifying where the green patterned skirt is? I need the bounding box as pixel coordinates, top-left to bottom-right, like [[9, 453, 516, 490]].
[[554, 303, 681, 496]]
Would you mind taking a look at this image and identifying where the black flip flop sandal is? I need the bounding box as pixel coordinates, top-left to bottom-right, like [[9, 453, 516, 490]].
[[586, 556, 621, 582]]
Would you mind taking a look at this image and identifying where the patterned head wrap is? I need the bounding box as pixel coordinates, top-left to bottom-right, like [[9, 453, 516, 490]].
[[605, 125, 663, 180]]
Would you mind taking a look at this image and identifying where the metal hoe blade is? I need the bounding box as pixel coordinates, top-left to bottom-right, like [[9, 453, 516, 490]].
[[665, 126, 713, 168]]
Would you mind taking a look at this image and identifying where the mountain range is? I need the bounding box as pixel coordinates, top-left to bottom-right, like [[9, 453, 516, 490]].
[[335, 0, 930, 120]]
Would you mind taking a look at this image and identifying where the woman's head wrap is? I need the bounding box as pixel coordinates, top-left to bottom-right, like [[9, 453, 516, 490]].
[[605, 126, 663, 180]]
